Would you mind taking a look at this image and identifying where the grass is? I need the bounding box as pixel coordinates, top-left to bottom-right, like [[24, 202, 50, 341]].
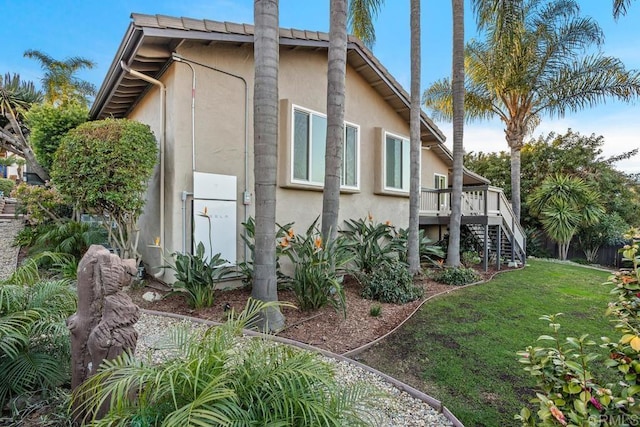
[[358, 259, 615, 427]]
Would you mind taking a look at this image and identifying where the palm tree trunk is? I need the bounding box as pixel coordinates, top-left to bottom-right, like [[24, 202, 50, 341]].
[[447, 0, 465, 267], [407, 0, 421, 274], [510, 146, 521, 223], [321, 0, 348, 243], [252, 0, 284, 332]]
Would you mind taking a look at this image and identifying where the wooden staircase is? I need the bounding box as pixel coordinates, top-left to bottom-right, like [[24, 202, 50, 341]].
[[465, 223, 525, 267], [420, 185, 527, 269]]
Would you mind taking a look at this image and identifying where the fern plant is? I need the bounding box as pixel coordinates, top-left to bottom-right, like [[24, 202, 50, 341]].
[[72, 299, 379, 426], [0, 279, 77, 408], [25, 220, 107, 261]]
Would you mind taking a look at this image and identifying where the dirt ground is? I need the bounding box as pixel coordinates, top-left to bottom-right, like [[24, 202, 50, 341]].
[[128, 267, 506, 355]]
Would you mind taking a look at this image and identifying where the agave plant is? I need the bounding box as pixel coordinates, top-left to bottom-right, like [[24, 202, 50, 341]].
[[72, 299, 379, 426]]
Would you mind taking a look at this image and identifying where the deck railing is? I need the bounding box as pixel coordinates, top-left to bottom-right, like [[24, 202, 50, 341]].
[[420, 185, 526, 256]]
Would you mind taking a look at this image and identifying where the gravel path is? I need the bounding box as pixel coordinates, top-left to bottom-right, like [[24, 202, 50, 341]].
[[134, 313, 458, 427], [0, 219, 23, 281]]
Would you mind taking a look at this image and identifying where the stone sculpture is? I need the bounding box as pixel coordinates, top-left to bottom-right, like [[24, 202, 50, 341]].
[[67, 244, 139, 421]]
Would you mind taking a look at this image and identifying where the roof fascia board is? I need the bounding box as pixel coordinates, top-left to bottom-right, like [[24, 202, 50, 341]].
[[90, 24, 143, 118]]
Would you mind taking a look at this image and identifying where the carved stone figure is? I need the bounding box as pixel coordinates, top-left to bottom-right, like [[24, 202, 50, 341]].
[[68, 245, 139, 421]]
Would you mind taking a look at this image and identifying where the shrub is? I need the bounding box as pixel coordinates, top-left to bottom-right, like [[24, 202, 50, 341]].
[[461, 251, 481, 267], [0, 279, 76, 409], [516, 244, 640, 426], [52, 118, 157, 261], [431, 266, 480, 286], [525, 227, 551, 258], [0, 178, 14, 197], [280, 219, 351, 313], [164, 242, 233, 309], [24, 101, 88, 172], [391, 227, 445, 266], [12, 183, 70, 225], [360, 260, 423, 304], [72, 299, 378, 426], [340, 215, 396, 274]]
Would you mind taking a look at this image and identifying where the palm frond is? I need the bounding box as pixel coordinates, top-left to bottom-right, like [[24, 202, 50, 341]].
[[614, 0, 633, 19], [348, 0, 385, 48], [73, 298, 375, 425]]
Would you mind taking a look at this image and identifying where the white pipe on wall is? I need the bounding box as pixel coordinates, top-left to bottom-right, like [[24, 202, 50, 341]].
[[120, 61, 166, 279], [171, 53, 251, 263]]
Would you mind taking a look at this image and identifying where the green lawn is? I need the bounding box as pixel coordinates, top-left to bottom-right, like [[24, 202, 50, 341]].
[[357, 259, 615, 427]]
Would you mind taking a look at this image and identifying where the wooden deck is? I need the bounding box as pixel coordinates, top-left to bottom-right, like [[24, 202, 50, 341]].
[[420, 185, 526, 261]]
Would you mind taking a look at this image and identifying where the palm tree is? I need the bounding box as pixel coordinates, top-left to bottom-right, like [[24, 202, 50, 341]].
[[321, 0, 384, 242], [23, 50, 95, 107], [424, 0, 640, 224], [0, 73, 49, 181], [447, 0, 465, 267], [614, 0, 634, 18], [528, 174, 604, 260], [252, 0, 285, 332], [321, 0, 348, 243], [407, 0, 421, 273]]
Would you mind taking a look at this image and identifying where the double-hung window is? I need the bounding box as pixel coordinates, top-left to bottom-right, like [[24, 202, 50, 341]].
[[384, 132, 410, 191], [292, 106, 359, 189]]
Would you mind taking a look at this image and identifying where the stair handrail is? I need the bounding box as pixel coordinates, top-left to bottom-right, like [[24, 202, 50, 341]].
[[493, 187, 526, 257]]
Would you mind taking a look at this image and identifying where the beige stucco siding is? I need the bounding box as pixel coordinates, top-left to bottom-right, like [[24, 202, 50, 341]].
[[127, 67, 174, 274], [276, 49, 413, 230], [129, 42, 447, 273], [421, 147, 450, 189]]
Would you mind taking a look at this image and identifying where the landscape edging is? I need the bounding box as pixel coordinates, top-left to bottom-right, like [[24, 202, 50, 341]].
[[141, 307, 466, 427], [342, 266, 522, 358]]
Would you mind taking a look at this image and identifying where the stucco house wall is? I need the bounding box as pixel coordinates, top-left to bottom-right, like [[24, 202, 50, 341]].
[[89, 14, 500, 275]]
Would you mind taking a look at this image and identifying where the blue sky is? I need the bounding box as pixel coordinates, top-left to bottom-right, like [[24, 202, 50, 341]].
[[3, 0, 640, 171]]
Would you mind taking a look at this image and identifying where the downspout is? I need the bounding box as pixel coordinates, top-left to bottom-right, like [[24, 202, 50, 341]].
[[171, 53, 250, 263], [120, 61, 166, 279]]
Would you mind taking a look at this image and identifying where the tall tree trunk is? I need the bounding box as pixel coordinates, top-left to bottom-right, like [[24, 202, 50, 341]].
[[322, 0, 348, 243], [252, 0, 284, 332], [408, 0, 421, 274], [4, 111, 50, 181], [510, 146, 521, 223], [447, 0, 465, 267]]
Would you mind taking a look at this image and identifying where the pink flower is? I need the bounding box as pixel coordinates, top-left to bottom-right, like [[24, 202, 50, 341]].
[[550, 406, 567, 426], [589, 397, 604, 411]]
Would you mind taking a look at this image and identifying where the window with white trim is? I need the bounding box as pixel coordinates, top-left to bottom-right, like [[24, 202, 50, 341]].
[[292, 106, 359, 189], [384, 133, 410, 191]]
